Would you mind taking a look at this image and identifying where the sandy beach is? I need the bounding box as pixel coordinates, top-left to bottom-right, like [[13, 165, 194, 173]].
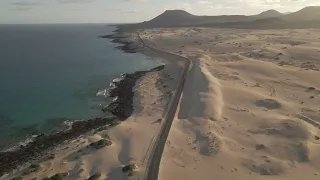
[[137, 27, 320, 180]]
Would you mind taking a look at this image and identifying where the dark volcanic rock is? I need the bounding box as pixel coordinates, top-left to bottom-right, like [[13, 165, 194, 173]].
[[12, 124, 39, 136], [10, 176, 23, 180], [8, 125, 40, 146], [101, 31, 165, 120], [116, 45, 137, 53], [100, 33, 137, 53], [45, 118, 70, 126], [22, 164, 41, 175], [99, 34, 113, 38], [44, 118, 73, 133], [0, 117, 117, 176], [102, 65, 165, 120]]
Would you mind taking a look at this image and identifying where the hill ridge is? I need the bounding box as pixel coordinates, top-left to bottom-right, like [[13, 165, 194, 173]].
[[118, 6, 320, 31]]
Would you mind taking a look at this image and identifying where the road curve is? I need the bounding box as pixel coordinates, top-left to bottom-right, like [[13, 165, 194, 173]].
[[135, 33, 192, 180]]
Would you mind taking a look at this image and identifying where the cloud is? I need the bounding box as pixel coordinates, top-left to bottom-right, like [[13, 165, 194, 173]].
[[8, 7, 33, 11], [124, 10, 140, 13], [197, 0, 213, 5], [196, 0, 240, 11], [239, 0, 306, 9], [10, 1, 41, 6], [164, 2, 192, 11], [67, 8, 86, 11], [104, 9, 141, 13], [122, 0, 145, 2], [194, 0, 318, 10], [57, 0, 95, 3], [194, 0, 316, 11]]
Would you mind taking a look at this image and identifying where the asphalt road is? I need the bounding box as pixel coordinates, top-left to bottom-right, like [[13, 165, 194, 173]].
[[135, 33, 191, 180]]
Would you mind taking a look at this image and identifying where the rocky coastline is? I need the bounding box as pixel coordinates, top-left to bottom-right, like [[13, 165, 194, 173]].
[[0, 117, 117, 176], [101, 27, 165, 119], [103, 65, 165, 120], [100, 27, 141, 53], [0, 27, 165, 177]]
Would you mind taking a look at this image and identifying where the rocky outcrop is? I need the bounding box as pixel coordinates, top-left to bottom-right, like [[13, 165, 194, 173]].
[[0, 117, 117, 176], [103, 65, 165, 120], [100, 33, 138, 53]]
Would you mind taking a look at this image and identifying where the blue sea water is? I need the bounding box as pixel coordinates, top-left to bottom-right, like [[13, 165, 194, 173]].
[[0, 24, 161, 148]]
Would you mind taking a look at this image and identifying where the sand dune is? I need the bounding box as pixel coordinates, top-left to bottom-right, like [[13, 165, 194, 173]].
[[139, 27, 320, 180]]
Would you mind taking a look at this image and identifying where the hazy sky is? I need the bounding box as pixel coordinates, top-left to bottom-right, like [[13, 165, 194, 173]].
[[0, 0, 319, 24]]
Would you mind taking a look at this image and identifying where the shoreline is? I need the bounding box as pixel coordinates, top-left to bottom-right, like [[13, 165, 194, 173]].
[[102, 65, 165, 120], [100, 27, 142, 54], [0, 26, 168, 178], [109, 27, 191, 180]]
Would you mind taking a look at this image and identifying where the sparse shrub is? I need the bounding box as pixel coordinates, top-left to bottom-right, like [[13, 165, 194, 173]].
[[256, 144, 266, 150], [87, 172, 101, 180], [23, 163, 41, 175], [307, 87, 316, 91], [30, 164, 40, 169], [43, 172, 68, 180], [94, 126, 107, 133], [90, 139, 112, 149], [10, 176, 23, 180], [122, 163, 138, 176], [109, 120, 121, 127]]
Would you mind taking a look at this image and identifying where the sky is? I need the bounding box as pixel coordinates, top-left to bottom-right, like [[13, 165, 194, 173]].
[[0, 0, 319, 24]]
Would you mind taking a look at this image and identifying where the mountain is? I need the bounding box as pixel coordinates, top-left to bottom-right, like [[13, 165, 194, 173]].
[[252, 9, 283, 19], [118, 6, 320, 31], [140, 10, 251, 28], [282, 6, 320, 22], [119, 10, 249, 31], [140, 10, 198, 27], [134, 9, 286, 29]]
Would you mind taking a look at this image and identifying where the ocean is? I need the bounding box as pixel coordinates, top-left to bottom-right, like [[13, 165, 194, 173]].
[[0, 24, 161, 149]]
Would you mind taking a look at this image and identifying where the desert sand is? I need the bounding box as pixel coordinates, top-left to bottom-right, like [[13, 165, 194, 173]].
[[139, 28, 320, 180]]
